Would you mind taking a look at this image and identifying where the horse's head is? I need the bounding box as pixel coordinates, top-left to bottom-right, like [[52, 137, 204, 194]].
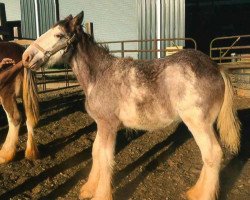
[[22, 11, 84, 70]]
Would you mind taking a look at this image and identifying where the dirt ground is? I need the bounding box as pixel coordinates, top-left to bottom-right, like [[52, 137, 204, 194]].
[[0, 87, 249, 200]]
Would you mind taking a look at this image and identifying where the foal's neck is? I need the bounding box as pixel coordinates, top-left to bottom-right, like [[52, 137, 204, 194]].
[[69, 33, 113, 94]]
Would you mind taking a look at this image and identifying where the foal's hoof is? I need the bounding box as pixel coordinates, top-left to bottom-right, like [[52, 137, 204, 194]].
[[91, 196, 113, 200], [0, 149, 15, 164], [186, 187, 199, 200], [25, 145, 39, 160], [79, 190, 93, 199], [79, 184, 94, 199]]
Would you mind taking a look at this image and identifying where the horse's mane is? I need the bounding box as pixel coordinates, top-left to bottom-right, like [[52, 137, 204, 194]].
[[81, 31, 110, 54]]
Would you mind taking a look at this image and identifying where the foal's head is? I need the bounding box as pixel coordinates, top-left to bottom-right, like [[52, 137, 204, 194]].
[[22, 12, 84, 70]]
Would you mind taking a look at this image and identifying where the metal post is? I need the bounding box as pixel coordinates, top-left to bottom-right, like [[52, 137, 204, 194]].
[[65, 64, 69, 87], [154, 38, 157, 59], [42, 67, 46, 91], [34, 0, 40, 38], [121, 42, 125, 58]]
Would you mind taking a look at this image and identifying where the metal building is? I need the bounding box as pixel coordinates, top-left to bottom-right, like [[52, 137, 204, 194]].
[[2, 0, 186, 60], [20, 0, 59, 39]]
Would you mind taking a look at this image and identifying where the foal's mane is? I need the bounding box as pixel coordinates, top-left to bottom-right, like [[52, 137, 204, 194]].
[[83, 32, 110, 53]]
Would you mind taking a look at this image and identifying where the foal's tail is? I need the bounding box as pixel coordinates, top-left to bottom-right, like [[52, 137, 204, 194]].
[[217, 70, 241, 154], [23, 68, 40, 127]]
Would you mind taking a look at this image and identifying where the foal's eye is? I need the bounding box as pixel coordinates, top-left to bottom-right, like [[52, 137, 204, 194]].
[[55, 34, 64, 39]]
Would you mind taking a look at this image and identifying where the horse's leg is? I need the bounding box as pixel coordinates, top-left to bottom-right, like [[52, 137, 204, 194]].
[[25, 121, 39, 160], [79, 132, 101, 199], [80, 120, 118, 200], [182, 115, 222, 200], [0, 97, 21, 163]]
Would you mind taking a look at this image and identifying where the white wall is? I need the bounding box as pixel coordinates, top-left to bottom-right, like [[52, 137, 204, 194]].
[[0, 0, 21, 21], [59, 0, 138, 58]]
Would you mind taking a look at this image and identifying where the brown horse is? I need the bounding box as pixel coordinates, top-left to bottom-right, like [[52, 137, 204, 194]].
[[0, 41, 39, 163], [22, 12, 241, 200]]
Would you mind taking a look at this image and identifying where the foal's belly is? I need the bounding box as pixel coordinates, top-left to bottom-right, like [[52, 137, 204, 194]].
[[118, 101, 177, 131]]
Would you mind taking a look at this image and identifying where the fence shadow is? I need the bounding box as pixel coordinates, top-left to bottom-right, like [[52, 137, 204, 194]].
[[115, 123, 191, 199]]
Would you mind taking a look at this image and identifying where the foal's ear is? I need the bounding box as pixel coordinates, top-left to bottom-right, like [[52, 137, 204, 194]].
[[65, 14, 73, 21], [70, 11, 84, 31]]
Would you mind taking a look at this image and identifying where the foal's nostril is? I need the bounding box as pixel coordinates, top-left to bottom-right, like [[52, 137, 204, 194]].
[[25, 54, 31, 62], [22, 53, 33, 67]]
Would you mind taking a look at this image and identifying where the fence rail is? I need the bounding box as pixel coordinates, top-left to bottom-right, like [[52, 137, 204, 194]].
[[99, 38, 197, 58], [210, 34, 250, 65]]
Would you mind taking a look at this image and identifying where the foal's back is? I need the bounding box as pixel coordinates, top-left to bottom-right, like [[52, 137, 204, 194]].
[[111, 49, 225, 130]]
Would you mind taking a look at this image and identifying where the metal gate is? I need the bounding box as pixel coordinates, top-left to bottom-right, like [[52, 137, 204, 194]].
[[210, 35, 250, 97]]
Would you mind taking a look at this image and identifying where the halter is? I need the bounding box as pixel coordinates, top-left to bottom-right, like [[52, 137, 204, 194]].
[[32, 34, 77, 61]]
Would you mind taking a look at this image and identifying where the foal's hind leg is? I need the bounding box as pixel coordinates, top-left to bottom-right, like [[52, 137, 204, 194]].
[[25, 121, 39, 160], [182, 115, 222, 200], [0, 97, 21, 163]]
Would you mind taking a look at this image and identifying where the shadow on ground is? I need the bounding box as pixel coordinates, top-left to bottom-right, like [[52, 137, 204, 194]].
[[219, 108, 250, 200]]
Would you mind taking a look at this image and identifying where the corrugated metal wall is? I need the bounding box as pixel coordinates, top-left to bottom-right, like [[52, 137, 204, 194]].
[[160, 0, 185, 48], [138, 0, 157, 59], [138, 0, 185, 59], [38, 0, 59, 35], [20, 0, 59, 39], [20, 0, 37, 38]]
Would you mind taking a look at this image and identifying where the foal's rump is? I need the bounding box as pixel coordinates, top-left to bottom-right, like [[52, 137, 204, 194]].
[[165, 50, 225, 119], [165, 49, 240, 153], [118, 49, 225, 130]]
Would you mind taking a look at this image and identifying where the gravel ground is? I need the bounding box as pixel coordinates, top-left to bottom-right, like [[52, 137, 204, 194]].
[[0, 87, 249, 200]]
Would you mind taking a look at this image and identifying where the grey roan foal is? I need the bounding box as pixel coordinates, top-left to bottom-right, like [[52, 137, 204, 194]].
[[22, 12, 240, 200]]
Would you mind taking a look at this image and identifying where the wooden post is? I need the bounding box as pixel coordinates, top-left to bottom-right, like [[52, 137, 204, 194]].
[[13, 27, 20, 39], [0, 3, 6, 27], [0, 3, 7, 40], [85, 22, 94, 37]]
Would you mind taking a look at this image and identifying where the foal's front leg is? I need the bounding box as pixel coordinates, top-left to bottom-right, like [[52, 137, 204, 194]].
[[80, 120, 118, 200]]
